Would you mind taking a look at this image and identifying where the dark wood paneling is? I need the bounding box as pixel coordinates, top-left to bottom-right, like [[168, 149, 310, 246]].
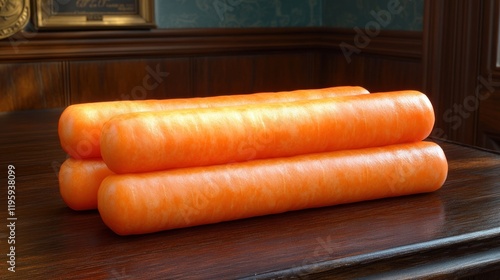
[[423, 0, 484, 146], [422, 0, 444, 110], [68, 58, 191, 104], [424, 0, 500, 152], [0, 62, 66, 111], [477, 0, 500, 151], [479, 94, 500, 150], [251, 51, 321, 93], [191, 55, 255, 97], [0, 27, 422, 114], [322, 52, 423, 93], [320, 28, 423, 92], [190, 51, 322, 98]]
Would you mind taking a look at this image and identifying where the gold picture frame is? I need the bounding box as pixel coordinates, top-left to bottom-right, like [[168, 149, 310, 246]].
[[34, 0, 155, 30]]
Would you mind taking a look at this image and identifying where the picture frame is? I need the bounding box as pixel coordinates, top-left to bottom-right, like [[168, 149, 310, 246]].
[[34, 0, 155, 30]]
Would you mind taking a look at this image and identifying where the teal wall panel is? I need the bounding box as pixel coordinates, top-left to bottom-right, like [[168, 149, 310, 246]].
[[322, 0, 423, 31], [154, 0, 423, 31], [155, 0, 321, 28]]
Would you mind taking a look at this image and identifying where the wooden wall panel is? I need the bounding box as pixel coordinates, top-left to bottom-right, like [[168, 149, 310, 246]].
[[191, 51, 321, 98], [69, 58, 191, 104], [251, 51, 321, 93], [424, 0, 500, 152], [423, 0, 483, 146], [476, 0, 500, 151], [191, 55, 255, 97], [1, 27, 423, 119], [322, 52, 423, 93], [0, 62, 66, 111], [478, 93, 500, 150]]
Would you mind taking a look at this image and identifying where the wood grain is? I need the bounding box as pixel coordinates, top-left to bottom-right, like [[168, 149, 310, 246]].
[[0, 27, 423, 112], [191, 55, 255, 97], [0, 62, 67, 111], [251, 51, 320, 93], [68, 58, 191, 104], [0, 109, 499, 279], [476, 0, 500, 151], [478, 92, 500, 150], [423, 0, 500, 153], [321, 51, 423, 93]]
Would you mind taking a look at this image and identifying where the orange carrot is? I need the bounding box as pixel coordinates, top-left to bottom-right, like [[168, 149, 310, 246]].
[[58, 86, 369, 159], [98, 141, 448, 235], [59, 158, 114, 210], [100, 90, 435, 174]]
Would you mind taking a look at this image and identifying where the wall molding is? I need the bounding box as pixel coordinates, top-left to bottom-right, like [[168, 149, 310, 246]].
[[0, 27, 422, 61], [322, 28, 422, 59]]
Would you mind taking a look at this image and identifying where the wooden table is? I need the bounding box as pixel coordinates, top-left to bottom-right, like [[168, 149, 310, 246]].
[[1, 108, 499, 279]]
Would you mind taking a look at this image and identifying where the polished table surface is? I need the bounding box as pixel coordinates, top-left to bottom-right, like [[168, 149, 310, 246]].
[[1, 108, 500, 279]]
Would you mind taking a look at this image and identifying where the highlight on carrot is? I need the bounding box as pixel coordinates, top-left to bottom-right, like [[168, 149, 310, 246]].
[[59, 157, 114, 211], [58, 86, 369, 159], [100, 90, 435, 174], [97, 141, 448, 235]]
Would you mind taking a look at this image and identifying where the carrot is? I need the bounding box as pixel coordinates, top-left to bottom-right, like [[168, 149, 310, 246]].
[[100, 90, 435, 174], [58, 86, 369, 159], [98, 141, 448, 235], [59, 158, 114, 210]]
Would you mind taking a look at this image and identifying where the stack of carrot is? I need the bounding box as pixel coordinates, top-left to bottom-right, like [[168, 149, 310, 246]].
[[57, 86, 448, 235]]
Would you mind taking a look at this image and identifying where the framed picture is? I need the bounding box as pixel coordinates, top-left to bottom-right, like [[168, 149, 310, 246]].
[[34, 0, 155, 30]]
